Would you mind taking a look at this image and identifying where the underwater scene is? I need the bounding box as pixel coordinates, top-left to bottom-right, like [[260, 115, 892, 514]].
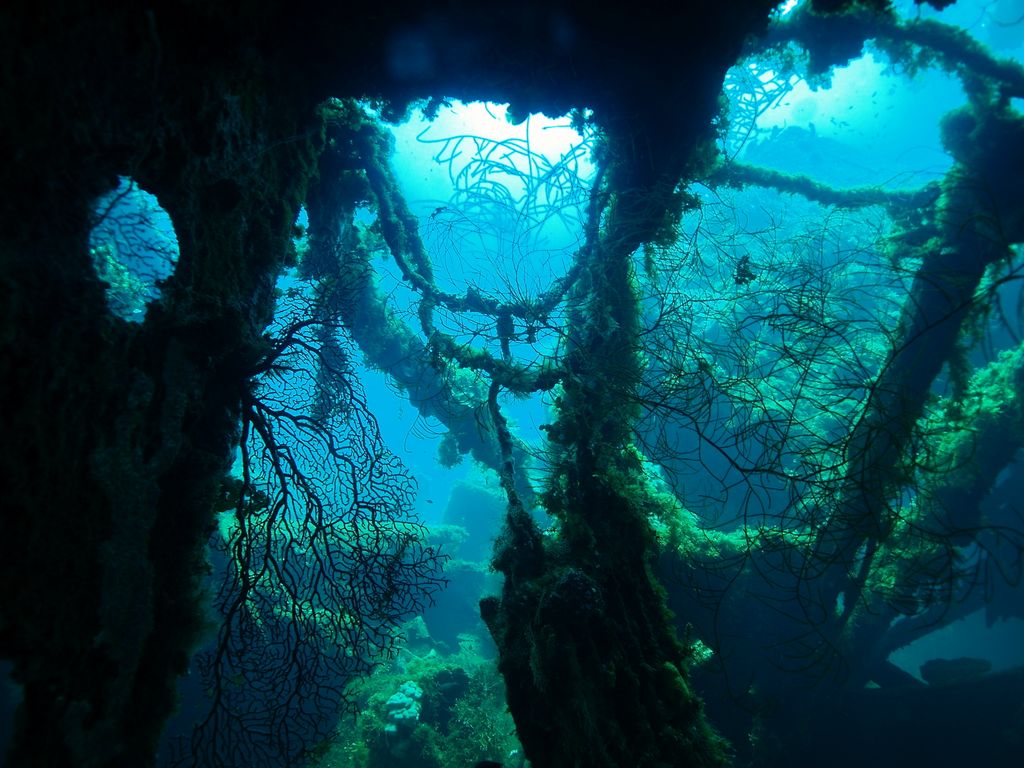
[[2, 0, 1024, 766]]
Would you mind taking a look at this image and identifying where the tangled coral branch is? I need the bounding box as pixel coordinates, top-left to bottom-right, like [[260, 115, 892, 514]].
[[173, 290, 446, 768]]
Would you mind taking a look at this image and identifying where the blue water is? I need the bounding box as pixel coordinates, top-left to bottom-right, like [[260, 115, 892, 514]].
[[74, 1, 1024, 765]]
